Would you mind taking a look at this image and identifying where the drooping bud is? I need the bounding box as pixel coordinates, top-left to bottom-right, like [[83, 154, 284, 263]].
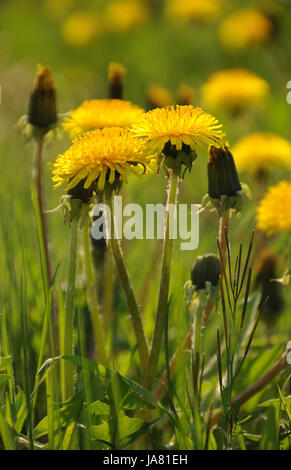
[[208, 145, 246, 213], [191, 254, 220, 290], [108, 62, 126, 100], [28, 65, 57, 130]]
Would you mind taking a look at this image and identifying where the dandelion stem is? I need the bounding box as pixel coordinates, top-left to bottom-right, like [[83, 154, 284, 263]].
[[83, 218, 107, 365], [218, 209, 230, 271], [61, 213, 78, 400], [33, 136, 57, 347], [105, 191, 149, 373], [145, 170, 179, 389]]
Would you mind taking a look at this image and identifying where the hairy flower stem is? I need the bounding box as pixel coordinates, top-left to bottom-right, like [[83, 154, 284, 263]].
[[83, 219, 107, 365], [218, 209, 230, 271], [105, 191, 149, 373], [144, 171, 179, 389], [61, 214, 79, 400], [33, 136, 57, 348]]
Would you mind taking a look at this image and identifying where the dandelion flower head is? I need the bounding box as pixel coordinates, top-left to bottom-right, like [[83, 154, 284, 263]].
[[257, 181, 291, 235], [53, 127, 152, 192], [131, 105, 225, 155], [233, 133, 291, 175], [201, 69, 269, 113], [63, 99, 144, 139]]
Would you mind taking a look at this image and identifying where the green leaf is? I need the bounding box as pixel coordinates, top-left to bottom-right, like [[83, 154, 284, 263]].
[[0, 375, 9, 387], [259, 404, 279, 450], [119, 415, 167, 449], [0, 356, 13, 371], [33, 393, 83, 439], [87, 400, 110, 416], [0, 406, 16, 450]]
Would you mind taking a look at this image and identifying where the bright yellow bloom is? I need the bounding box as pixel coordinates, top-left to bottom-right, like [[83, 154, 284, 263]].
[[219, 9, 273, 50], [257, 181, 291, 235], [131, 105, 225, 154], [53, 127, 151, 191], [63, 99, 144, 139], [104, 0, 150, 33], [147, 84, 173, 108], [61, 11, 101, 47], [165, 0, 224, 22], [201, 69, 269, 114], [233, 133, 291, 174]]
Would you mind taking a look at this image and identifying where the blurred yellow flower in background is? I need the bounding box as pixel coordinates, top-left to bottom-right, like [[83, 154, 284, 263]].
[[131, 105, 225, 154], [201, 69, 269, 114], [257, 181, 291, 235], [61, 11, 101, 47], [165, 0, 224, 22], [53, 128, 151, 191], [104, 0, 150, 33], [147, 84, 173, 109], [177, 84, 194, 105], [232, 133, 291, 175], [219, 9, 273, 50], [45, 0, 75, 19], [63, 99, 144, 139]]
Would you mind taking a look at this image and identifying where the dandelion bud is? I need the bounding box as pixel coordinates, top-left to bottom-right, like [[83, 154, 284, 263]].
[[191, 254, 220, 290], [208, 145, 246, 213], [28, 65, 57, 130], [108, 62, 126, 100]]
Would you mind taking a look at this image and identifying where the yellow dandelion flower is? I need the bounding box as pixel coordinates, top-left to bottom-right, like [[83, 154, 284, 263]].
[[219, 9, 273, 50], [104, 0, 150, 33], [147, 84, 173, 109], [257, 181, 291, 235], [232, 133, 291, 174], [201, 69, 269, 114], [131, 105, 225, 154], [165, 0, 224, 23], [63, 99, 144, 139], [61, 11, 101, 47], [53, 127, 151, 192]]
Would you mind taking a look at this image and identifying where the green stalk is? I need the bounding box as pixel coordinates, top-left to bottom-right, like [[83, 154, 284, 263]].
[[145, 171, 179, 388], [105, 191, 149, 373], [83, 218, 107, 365], [33, 136, 57, 346], [218, 209, 230, 272], [61, 215, 79, 400]]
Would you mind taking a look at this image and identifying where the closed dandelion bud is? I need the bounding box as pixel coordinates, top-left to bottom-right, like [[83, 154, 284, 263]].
[[208, 145, 246, 213], [28, 65, 57, 130], [191, 254, 220, 290], [108, 62, 126, 100]]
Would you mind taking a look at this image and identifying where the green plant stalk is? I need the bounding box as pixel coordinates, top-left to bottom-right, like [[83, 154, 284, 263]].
[[102, 249, 114, 336], [105, 191, 149, 373], [33, 136, 57, 346], [145, 171, 179, 388], [218, 209, 230, 272], [83, 218, 107, 365], [61, 216, 78, 400]]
